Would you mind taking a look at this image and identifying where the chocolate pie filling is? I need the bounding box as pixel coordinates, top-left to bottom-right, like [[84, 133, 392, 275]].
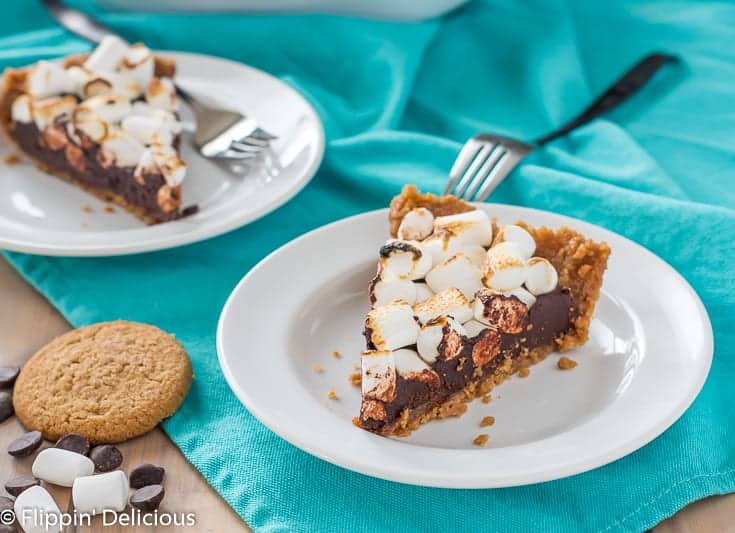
[[12, 120, 182, 223], [360, 288, 576, 431]]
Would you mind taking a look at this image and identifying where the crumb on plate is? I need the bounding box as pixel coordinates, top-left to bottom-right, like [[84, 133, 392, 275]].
[[473, 434, 489, 447], [103, 204, 116, 214], [558, 356, 578, 370], [481, 394, 492, 404], [332, 350, 342, 359], [82, 204, 94, 214], [480, 416, 495, 427], [311, 364, 324, 374], [348, 372, 361, 386], [327, 388, 337, 400], [3, 153, 21, 165], [518, 367, 530, 378]]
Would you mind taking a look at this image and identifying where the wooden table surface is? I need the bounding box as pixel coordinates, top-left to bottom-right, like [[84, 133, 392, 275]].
[[0, 256, 731, 532]]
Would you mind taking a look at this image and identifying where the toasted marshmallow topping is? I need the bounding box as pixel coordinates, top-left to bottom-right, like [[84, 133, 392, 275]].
[[10, 94, 32, 123], [146, 77, 177, 111], [32, 95, 77, 130], [100, 130, 146, 167], [416, 315, 466, 364], [413, 287, 472, 325], [433, 209, 493, 247], [379, 241, 432, 281], [365, 301, 419, 351], [79, 95, 131, 124], [69, 108, 108, 144], [122, 115, 174, 147], [361, 350, 396, 402], [120, 45, 154, 91], [27, 61, 74, 99], [368, 275, 417, 308], [426, 253, 483, 300], [460, 244, 486, 267], [473, 288, 529, 334], [84, 35, 129, 72], [462, 319, 487, 338], [393, 349, 431, 377], [397, 208, 434, 241], [481, 241, 528, 291], [419, 231, 463, 265], [494, 225, 536, 259], [524, 257, 558, 295], [414, 282, 434, 303]]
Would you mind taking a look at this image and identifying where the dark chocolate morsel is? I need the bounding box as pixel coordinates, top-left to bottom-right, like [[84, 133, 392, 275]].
[[129, 484, 165, 511], [5, 475, 40, 497], [0, 392, 13, 423], [7, 431, 43, 457], [55, 433, 90, 456], [89, 445, 123, 472], [129, 464, 165, 489], [0, 367, 20, 389]]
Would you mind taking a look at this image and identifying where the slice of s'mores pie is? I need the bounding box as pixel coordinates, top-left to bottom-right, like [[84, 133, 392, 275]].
[[0, 36, 193, 224], [356, 185, 610, 436]]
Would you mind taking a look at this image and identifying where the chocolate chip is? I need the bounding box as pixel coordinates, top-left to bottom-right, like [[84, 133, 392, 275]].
[[5, 475, 39, 497], [129, 484, 164, 511], [55, 433, 90, 456], [0, 392, 13, 423], [89, 445, 123, 472], [0, 367, 19, 389], [129, 464, 164, 489], [0, 495, 14, 512], [7, 431, 43, 457]]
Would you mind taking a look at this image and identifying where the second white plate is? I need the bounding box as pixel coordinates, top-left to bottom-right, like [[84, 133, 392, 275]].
[[217, 205, 713, 488]]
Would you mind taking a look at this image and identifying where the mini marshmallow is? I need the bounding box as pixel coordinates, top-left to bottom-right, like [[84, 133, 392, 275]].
[[122, 115, 174, 146], [473, 288, 529, 334], [150, 143, 187, 186], [414, 282, 434, 302], [69, 108, 109, 144], [79, 95, 132, 124], [32, 447, 94, 487], [100, 130, 146, 167], [66, 65, 92, 97], [72, 471, 128, 514], [416, 315, 465, 363], [524, 257, 558, 295], [505, 286, 536, 308], [364, 301, 419, 351], [433, 209, 493, 247], [32, 95, 77, 130], [379, 241, 432, 281], [425, 253, 483, 300], [413, 287, 473, 325], [84, 35, 130, 72], [11, 94, 33, 123], [146, 77, 177, 111], [460, 244, 486, 267], [82, 75, 115, 98], [482, 241, 528, 291], [14, 485, 62, 533], [418, 231, 464, 265], [494, 224, 536, 259], [462, 319, 487, 338], [369, 275, 417, 307], [361, 350, 396, 402], [119, 45, 155, 92], [397, 207, 434, 241], [27, 60, 74, 99], [393, 348, 431, 376]]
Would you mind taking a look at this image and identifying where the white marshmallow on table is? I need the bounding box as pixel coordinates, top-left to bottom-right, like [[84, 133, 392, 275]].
[[482, 241, 528, 291], [433, 209, 493, 247], [72, 471, 128, 514], [418, 231, 463, 265], [361, 350, 396, 402], [11, 94, 32, 123], [146, 77, 177, 111], [79, 95, 132, 125], [14, 485, 62, 533], [462, 319, 487, 338], [100, 130, 146, 168], [416, 315, 465, 363], [364, 301, 419, 351], [84, 35, 130, 72], [505, 286, 537, 308], [32, 95, 77, 130], [369, 275, 417, 307], [413, 287, 472, 325], [524, 257, 558, 295], [397, 208, 434, 241], [460, 244, 486, 267], [414, 282, 434, 302], [379, 241, 432, 281], [494, 225, 536, 260], [27, 61, 75, 99], [32, 447, 94, 487], [393, 348, 431, 377], [425, 253, 483, 300]]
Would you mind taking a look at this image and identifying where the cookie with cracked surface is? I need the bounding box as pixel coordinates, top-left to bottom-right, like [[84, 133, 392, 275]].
[[13, 321, 192, 443]]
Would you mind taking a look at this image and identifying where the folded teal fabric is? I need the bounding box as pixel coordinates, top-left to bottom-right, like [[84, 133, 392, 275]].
[[3, 1, 735, 531]]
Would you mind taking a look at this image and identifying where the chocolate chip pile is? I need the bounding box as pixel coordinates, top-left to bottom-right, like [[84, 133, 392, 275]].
[[3, 423, 167, 531]]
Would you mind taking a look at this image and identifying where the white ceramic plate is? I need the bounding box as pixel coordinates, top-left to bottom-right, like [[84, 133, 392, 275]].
[[217, 205, 713, 488], [0, 52, 324, 256]]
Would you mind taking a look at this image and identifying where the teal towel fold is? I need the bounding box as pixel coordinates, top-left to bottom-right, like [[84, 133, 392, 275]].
[[3, 1, 735, 531]]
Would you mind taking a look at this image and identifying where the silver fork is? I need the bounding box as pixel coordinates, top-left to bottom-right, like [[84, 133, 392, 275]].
[[445, 53, 677, 201], [43, 0, 276, 160]]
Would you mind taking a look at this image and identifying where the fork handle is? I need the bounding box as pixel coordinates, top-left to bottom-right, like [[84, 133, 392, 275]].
[[534, 52, 678, 146]]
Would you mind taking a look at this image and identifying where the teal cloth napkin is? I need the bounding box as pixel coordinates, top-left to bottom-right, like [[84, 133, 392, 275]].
[[3, 1, 735, 531]]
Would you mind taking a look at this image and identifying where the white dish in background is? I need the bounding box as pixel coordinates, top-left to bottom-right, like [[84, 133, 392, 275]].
[[0, 52, 324, 256], [217, 204, 713, 488]]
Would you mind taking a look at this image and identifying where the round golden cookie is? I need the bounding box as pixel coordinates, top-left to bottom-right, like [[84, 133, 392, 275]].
[[14, 321, 193, 444]]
